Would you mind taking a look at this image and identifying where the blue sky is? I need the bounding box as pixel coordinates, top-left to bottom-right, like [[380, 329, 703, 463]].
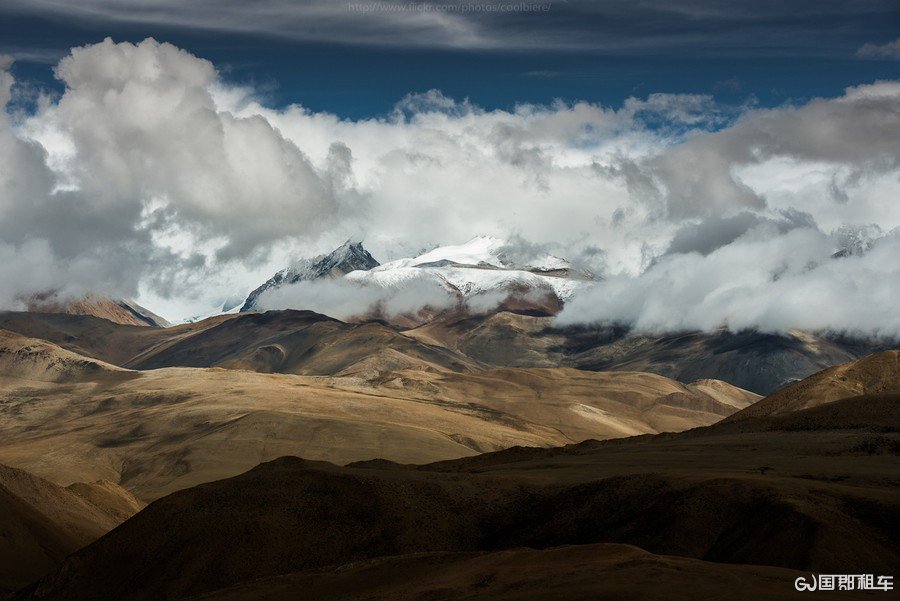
[[2, 0, 899, 117]]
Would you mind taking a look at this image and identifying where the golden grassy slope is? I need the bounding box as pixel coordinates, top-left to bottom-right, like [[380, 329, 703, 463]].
[[0, 329, 757, 500]]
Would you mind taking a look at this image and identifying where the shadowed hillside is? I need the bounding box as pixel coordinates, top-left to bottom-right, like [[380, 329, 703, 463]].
[[408, 313, 893, 394], [0, 464, 143, 593], [187, 544, 866, 601]]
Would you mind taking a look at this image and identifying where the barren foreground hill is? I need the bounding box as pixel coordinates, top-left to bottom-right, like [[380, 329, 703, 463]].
[[0, 313, 896, 600], [188, 544, 865, 601], [18, 386, 898, 600]]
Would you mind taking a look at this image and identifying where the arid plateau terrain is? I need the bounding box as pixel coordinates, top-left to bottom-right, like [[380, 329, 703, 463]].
[[0, 308, 897, 600]]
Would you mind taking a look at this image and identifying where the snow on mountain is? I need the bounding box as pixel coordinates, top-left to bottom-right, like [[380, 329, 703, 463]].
[[381, 236, 571, 273], [831, 224, 884, 258], [413, 236, 507, 268], [350, 258, 580, 301], [241, 236, 590, 321], [182, 295, 245, 324], [241, 241, 380, 312], [349, 236, 581, 301]]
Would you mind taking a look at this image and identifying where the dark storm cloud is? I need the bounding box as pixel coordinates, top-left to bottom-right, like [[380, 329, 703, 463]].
[[2, 1, 897, 54]]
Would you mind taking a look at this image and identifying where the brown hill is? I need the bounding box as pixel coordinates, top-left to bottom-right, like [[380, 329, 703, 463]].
[[0, 328, 127, 384], [0, 311, 225, 367], [128, 310, 480, 375], [0, 328, 756, 500], [0, 464, 143, 592], [65, 480, 147, 523], [722, 350, 899, 422], [22, 293, 169, 327]]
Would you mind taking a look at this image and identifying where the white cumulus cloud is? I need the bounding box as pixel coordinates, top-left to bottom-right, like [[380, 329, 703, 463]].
[[0, 38, 898, 336]]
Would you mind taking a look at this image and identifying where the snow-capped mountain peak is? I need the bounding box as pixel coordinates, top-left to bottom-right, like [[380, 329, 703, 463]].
[[240, 236, 587, 323], [241, 240, 379, 312], [350, 237, 584, 306], [412, 236, 507, 268], [831, 224, 884, 258], [379, 235, 571, 273]]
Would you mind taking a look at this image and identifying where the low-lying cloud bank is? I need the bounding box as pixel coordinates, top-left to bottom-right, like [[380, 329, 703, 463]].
[[557, 226, 900, 338], [255, 274, 459, 322], [253, 260, 565, 322], [1, 38, 898, 335]]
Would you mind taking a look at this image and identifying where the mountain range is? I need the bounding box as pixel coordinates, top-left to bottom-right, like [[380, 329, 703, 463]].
[[0, 237, 896, 599], [0, 305, 890, 395], [241, 236, 589, 322], [4, 237, 892, 396]]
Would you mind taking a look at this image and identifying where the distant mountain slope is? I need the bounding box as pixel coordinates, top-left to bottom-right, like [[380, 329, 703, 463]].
[[406, 312, 892, 394], [241, 241, 380, 312], [22, 293, 170, 327], [125, 310, 480, 375], [0, 311, 478, 376], [0, 463, 143, 592], [0, 312, 236, 367], [722, 350, 899, 422], [561, 328, 890, 395], [1, 309, 889, 395]]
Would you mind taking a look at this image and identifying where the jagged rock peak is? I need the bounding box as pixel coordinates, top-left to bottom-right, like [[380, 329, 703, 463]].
[[241, 240, 379, 312]]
